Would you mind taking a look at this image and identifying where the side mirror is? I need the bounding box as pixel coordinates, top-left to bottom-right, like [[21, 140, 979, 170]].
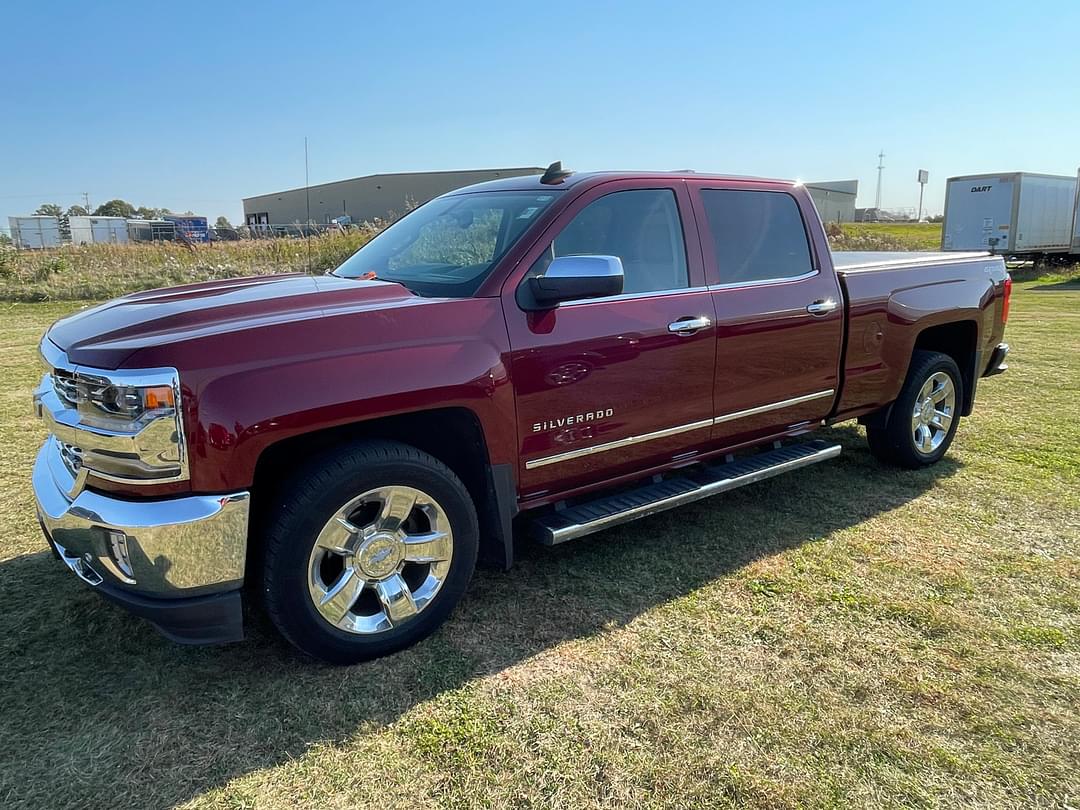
[[524, 255, 624, 310]]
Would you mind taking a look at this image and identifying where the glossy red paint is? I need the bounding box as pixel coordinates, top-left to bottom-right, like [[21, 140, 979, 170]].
[[42, 170, 1009, 514], [686, 179, 844, 447], [834, 258, 1006, 419], [498, 177, 716, 497]]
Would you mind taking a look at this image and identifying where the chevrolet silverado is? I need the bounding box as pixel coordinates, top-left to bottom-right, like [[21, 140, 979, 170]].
[[32, 164, 1011, 663]]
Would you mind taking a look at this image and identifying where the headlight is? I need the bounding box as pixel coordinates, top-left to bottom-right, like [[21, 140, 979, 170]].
[[36, 341, 188, 486], [65, 369, 177, 432]]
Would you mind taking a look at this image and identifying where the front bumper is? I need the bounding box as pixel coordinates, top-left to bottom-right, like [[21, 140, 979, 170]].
[[33, 441, 250, 644]]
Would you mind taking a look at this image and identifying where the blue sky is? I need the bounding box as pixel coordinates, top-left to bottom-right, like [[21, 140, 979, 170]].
[[2, 0, 1078, 227]]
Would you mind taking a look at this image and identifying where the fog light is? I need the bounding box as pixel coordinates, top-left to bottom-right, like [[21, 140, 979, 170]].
[[107, 530, 134, 579]]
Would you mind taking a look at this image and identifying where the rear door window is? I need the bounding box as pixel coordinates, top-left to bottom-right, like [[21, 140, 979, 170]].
[[700, 190, 814, 285]]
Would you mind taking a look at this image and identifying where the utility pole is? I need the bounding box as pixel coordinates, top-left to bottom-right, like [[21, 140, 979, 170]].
[[874, 150, 885, 211], [304, 137, 312, 273]]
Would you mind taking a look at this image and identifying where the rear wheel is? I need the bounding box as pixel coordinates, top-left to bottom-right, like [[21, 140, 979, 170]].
[[262, 440, 478, 664], [866, 350, 962, 468]]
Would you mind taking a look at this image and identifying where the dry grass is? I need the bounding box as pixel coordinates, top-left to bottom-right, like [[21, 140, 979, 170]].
[[0, 221, 953, 304], [0, 229, 377, 302], [0, 278, 1077, 809]]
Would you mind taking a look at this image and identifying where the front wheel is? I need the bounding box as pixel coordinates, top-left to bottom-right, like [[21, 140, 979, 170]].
[[866, 350, 962, 469], [262, 440, 478, 664]]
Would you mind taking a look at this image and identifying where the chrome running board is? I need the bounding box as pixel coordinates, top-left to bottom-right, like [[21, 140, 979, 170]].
[[530, 440, 841, 546]]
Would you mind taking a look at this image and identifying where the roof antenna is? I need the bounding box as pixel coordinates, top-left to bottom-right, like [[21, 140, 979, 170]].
[[540, 161, 573, 185]]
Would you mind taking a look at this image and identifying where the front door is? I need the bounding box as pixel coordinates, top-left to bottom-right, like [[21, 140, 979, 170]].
[[688, 181, 844, 446], [503, 181, 717, 499]]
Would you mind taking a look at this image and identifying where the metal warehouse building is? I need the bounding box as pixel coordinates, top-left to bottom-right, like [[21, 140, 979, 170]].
[[806, 180, 858, 223], [243, 168, 859, 228], [242, 167, 545, 227]]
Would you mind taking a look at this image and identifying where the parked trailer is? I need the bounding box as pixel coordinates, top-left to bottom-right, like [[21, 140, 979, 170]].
[[8, 216, 61, 249], [942, 172, 1077, 257], [69, 216, 129, 246], [1072, 168, 1080, 254], [126, 219, 176, 242], [163, 215, 209, 243]]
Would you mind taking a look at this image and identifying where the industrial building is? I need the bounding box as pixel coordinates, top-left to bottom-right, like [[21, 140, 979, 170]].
[[242, 167, 545, 228], [242, 167, 860, 228], [806, 180, 859, 223]]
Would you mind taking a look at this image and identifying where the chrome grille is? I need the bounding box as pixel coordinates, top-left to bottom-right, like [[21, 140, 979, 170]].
[[51, 368, 80, 407], [36, 337, 189, 485], [56, 438, 83, 476]]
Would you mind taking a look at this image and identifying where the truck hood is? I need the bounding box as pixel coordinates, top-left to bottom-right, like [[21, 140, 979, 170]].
[[47, 274, 420, 369]]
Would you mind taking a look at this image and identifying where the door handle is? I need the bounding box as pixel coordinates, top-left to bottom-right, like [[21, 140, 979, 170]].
[[668, 316, 712, 335], [806, 299, 838, 316]]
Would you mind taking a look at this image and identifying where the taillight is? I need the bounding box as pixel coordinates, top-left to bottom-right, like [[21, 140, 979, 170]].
[[1002, 277, 1012, 323]]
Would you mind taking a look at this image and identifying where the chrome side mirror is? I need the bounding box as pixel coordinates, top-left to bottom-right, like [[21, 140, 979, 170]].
[[524, 255, 624, 310]]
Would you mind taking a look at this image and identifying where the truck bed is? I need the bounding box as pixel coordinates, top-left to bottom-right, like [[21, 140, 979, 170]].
[[831, 250, 991, 272], [829, 250, 1008, 422]]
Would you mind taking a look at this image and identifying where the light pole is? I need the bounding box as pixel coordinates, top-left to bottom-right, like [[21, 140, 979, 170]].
[[874, 150, 885, 212], [917, 169, 928, 222]]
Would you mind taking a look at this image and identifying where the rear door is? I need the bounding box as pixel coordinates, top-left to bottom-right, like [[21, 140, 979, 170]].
[[688, 181, 843, 446], [502, 180, 717, 499]]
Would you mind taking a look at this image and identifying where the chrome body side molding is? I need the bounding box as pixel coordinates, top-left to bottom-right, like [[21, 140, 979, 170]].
[[712, 389, 834, 425], [525, 390, 835, 469], [525, 419, 713, 470]]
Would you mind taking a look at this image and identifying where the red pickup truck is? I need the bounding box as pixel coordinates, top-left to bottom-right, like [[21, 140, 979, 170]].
[[32, 165, 1011, 663]]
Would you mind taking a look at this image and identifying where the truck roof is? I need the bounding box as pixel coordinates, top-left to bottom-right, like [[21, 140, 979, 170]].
[[447, 170, 798, 195]]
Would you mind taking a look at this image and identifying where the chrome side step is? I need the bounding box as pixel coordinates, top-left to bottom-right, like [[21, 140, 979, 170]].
[[530, 440, 841, 546]]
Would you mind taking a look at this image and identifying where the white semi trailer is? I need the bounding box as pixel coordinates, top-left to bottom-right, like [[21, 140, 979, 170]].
[[68, 216, 129, 246], [1072, 169, 1080, 255], [7, 216, 61, 249], [942, 172, 1077, 259]]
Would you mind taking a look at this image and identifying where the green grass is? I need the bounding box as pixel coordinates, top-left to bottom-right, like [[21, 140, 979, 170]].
[[833, 222, 944, 251], [0, 281, 1077, 808]]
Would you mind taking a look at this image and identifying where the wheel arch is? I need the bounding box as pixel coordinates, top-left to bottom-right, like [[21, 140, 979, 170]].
[[249, 407, 517, 578], [860, 319, 979, 429], [912, 320, 979, 416]]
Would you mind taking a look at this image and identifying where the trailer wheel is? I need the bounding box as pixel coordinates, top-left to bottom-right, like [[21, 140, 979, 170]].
[[866, 351, 962, 469]]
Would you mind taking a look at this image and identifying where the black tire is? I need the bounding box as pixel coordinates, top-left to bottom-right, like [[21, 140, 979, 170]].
[[866, 350, 962, 469], [261, 440, 478, 665]]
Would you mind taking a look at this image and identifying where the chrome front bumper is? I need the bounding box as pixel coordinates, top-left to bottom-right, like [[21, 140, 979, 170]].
[[33, 440, 250, 598]]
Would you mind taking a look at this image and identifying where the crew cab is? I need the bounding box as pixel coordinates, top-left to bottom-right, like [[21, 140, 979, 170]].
[[32, 164, 1012, 663]]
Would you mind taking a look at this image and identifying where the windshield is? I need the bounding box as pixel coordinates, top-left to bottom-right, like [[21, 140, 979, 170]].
[[332, 191, 560, 297]]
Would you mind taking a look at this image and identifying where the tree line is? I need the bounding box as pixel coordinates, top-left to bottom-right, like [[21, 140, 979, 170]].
[[33, 201, 232, 229]]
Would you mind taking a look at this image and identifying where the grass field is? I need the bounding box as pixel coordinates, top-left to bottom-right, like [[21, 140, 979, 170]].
[[0, 229, 376, 302], [0, 278, 1077, 809], [1, 222, 947, 303], [833, 222, 944, 251]]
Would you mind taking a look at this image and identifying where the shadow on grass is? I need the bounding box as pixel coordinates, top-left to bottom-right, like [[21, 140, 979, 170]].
[[0, 425, 959, 809], [1030, 279, 1080, 291]]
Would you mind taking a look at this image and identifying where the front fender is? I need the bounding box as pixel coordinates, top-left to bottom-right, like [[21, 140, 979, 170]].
[[183, 298, 516, 491]]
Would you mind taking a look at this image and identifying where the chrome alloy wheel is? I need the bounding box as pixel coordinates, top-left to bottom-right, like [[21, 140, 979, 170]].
[[911, 371, 955, 455], [307, 486, 453, 634]]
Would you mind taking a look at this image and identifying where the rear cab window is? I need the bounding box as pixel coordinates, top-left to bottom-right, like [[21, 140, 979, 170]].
[[698, 189, 815, 286]]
